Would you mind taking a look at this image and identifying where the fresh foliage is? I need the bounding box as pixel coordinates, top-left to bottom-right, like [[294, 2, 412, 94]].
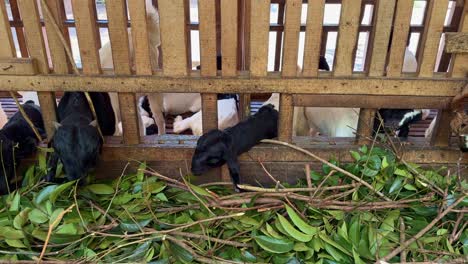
[[0, 146, 466, 263]]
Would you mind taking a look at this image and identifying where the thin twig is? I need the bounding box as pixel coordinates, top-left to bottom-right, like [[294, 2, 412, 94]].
[[400, 217, 406, 263], [304, 164, 313, 198], [312, 170, 336, 198], [38, 204, 75, 263], [379, 194, 467, 262], [170, 231, 251, 248], [258, 159, 285, 188], [180, 169, 215, 216], [261, 139, 392, 201], [236, 183, 358, 193]]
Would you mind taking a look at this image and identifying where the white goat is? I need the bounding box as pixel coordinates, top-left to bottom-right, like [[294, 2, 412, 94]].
[[172, 98, 239, 136]]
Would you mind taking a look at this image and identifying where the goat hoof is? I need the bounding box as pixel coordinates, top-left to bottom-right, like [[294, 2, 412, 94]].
[[234, 185, 244, 193]]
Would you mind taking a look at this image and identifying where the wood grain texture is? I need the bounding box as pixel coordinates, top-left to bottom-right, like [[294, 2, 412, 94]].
[[0, 58, 37, 75], [387, 0, 414, 77], [303, 0, 325, 77], [249, 0, 270, 77], [221, 0, 238, 77], [71, 0, 101, 74], [333, 0, 362, 76], [418, 0, 449, 77], [0, 0, 15, 57], [278, 94, 293, 142], [293, 94, 453, 109], [356, 108, 376, 144], [199, 0, 218, 132], [445, 32, 468, 53], [450, 2, 468, 78], [0, 74, 464, 96], [43, 0, 70, 74], [128, 0, 152, 75], [18, 0, 57, 140], [282, 0, 302, 77], [368, 0, 396, 77], [158, 0, 188, 76], [106, 0, 140, 144]]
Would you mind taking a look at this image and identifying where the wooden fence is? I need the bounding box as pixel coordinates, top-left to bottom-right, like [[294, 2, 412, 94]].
[[0, 0, 466, 182]]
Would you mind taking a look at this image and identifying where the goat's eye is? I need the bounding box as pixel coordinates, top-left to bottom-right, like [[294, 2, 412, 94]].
[[207, 158, 220, 164]]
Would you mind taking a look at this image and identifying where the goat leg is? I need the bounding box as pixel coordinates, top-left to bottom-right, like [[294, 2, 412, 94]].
[[147, 94, 166, 135], [44, 152, 59, 182], [226, 155, 241, 192]]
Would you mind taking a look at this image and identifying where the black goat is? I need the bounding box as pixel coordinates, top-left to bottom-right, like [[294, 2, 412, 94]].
[[0, 101, 45, 195], [191, 104, 278, 191], [374, 109, 426, 138], [45, 92, 115, 183]]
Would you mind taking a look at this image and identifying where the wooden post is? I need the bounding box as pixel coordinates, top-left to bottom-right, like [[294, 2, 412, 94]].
[[199, 0, 218, 133], [303, 0, 325, 77], [357, 0, 397, 144], [249, 0, 270, 77], [0, 1, 15, 57], [18, 0, 58, 141], [279, 0, 302, 142], [106, 0, 140, 144], [238, 0, 251, 121]]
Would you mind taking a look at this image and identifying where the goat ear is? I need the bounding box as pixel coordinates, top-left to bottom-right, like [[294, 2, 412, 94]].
[[53, 121, 62, 129], [89, 120, 98, 127]]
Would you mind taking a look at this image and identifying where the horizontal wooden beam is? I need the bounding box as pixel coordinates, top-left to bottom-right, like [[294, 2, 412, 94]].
[[101, 142, 465, 164], [445, 32, 468, 53], [0, 74, 465, 97], [293, 94, 453, 109], [0, 58, 37, 75]]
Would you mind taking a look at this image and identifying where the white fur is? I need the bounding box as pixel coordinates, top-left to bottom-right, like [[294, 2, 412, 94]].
[[0, 106, 8, 128], [173, 99, 239, 136]]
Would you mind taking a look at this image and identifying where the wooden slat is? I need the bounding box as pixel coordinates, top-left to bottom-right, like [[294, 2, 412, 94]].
[[387, 0, 414, 77], [293, 94, 453, 109], [302, 0, 325, 77], [249, 0, 270, 77], [368, 0, 396, 77], [450, 2, 468, 78], [18, 0, 57, 141], [158, 0, 188, 76], [43, 0, 70, 74], [279, 0, 301, 142], [199, 0, 218, 133], [239, 94, 251, 121], [333, 0, 362, 76], [0, 58, 37, 75], [418, 0, 449, 77], [71, 0, 101, 74], [128, 0, 152, 75], [106, 0, 140, 144], [221, 0, 238, 77], [0, 1, 15, 57], [445, 32, 468, 53], [0, 74, 464, 96]]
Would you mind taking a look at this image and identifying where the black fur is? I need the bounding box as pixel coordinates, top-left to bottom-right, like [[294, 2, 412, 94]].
[[0, 101, 45, 195], [45, 92, 115, 183], [191, 104, 278, 191], [319, 56, 330, 71], [374, 109, 422, 138]]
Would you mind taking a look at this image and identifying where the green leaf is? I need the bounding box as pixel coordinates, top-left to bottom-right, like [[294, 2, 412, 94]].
[[293, 242, 309, 252], [241, 250, 257, 262], [9, 192, 20, 211], [120, 219, 152, 232], [143, 181, 167, 194], [310, 171, 322, 181], [324, 242, 346, 261], [254, 235, 294, 254], [349, 217, 360, 246], [170, 241, 193, 262], [394, 168, 409, 177], [0, 226, 25, 239], [187, 182, 213, 197], [389, 177, 403, 194], [50, 181, 76, 203], [29, 209, 49, 224], [5, 239, 26, 248], [319, 232, 351, 256], [36, 185, 58, 204], [277, 214, 313, 242], [128, 241, 152, 261], [359, 145, 368, 154], [338, 222, 348, 240], [352, 248, 366, 264], [361, 167, 378, 177], [136, 162, 146, 182], [13, 208, 31, 229], [56, 223, 80, 235], [266, 223, 283, 239], [87, 184, 114, 195], [49, 208, 64, 228], [403, 184, 417, 191], [326, 210, 344, 220], [155, 193, 168, 202], [437, 229, 448, 236], [285, 205, 317, 235], [350, 151, 361, 161], [382, 156, 389, 169], [367, 155, 382, 171]]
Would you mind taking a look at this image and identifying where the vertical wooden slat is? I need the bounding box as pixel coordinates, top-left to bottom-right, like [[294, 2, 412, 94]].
[[333, 0, 363, 76], [387, 0, 414, 77], [279, 0, 301, 142], [9, 0, 28, 57], [18, 0, 57, 140], [106, 0, 140, 144], [199, 0, 218, 133], [274, 3, 285, 72], [44, 0, 70, 74], [249, 0, 270, 77], [128, 0, 152, 75], [356, 0, 396, 144], [302, 0, 325, 77], [158, 0, 188, 76], [239, 0, 251, 121], [432, 1, 468, 146], [368, 0, 396, 77], [0, 1, 15, 57], [71, 0, 101, 74], [221, 0, 238, 77], [418, 0, 450, 77]]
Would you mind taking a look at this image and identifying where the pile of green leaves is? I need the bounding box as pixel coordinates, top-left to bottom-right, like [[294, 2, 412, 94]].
[[0, 146, 466, 263]]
